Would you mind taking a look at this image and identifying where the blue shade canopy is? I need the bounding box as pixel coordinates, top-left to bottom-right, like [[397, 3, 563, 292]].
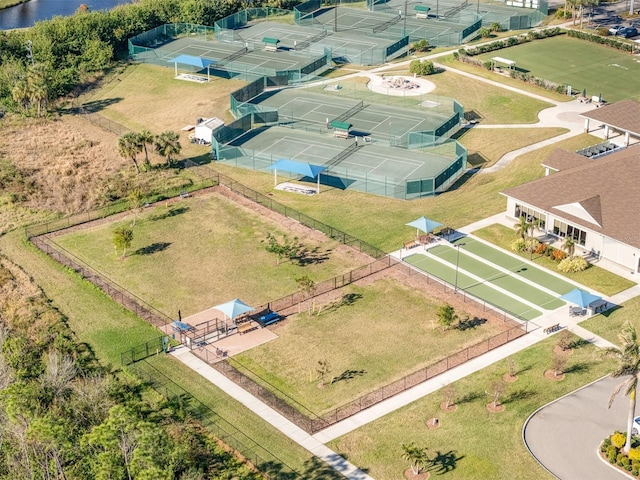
[[171, 321, 191, 331], [212, 298, 254, 321], [560, 288, 602, 308], [267, 159, 326, 178], [405, 216, 443, 234], [167, 55, 216, 68]]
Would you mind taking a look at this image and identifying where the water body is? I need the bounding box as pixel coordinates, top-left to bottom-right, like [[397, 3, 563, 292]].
[[0, 0, 133, 30]]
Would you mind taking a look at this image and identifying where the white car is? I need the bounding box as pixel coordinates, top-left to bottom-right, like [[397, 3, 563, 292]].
[[633, 416, 640, 435], [609, 25, 624, 35]]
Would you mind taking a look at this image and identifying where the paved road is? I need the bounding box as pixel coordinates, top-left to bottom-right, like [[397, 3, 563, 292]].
[[524, 376, 634, 480]]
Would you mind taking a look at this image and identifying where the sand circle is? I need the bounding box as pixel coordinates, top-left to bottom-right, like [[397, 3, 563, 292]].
[[366, 74, 435, 97]]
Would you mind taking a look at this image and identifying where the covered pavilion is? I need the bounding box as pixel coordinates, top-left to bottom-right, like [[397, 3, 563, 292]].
[[581, 99, 640, 147]]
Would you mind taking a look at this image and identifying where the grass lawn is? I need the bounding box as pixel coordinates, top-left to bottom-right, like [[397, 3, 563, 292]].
[[475, 36, 640, 102], [427, 70, 554, 124], [328, 336, 616, 480], [234, 278, 505, 413], [455, 127, 568, 168], [580, 295, 640, 346], [0, 231, 318, 473], [208, 134, 602, 253], [472, 224, 635, 296], [52, 192, 365, 317]]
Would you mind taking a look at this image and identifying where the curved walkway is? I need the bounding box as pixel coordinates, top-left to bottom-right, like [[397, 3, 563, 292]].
[[524, 375, 632, 480]]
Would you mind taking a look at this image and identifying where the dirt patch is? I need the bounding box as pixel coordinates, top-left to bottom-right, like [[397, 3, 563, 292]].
[[503, 373, 518, 383], [544, 370, 565, 381], [486, 402, 505, 413], [425, 418, 440, 429], [553, 345, 573, 356], [404, 468, 430, 480], [440, 402, 458, 412]]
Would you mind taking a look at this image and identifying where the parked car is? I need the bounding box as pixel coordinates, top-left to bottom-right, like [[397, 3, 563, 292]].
[[633, 416, 640, 435], [609, 24, 624, 35], [618, 27, 638, 38]]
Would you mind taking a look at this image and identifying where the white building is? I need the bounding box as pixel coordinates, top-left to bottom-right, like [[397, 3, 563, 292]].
[[501, 143, 640, 272], [194, 117, 223, 144]]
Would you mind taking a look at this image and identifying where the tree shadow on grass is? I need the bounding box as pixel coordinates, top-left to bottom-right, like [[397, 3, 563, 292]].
[[294, 246, 331, 266], [503, 388, 538, 405], [428, 450, 464, 474], [457, 316, 486, 331], [318, 293, 363, 315], [564, 362, 590, 375], [457, 391, 482, 405], [78, 97, 123, 113], [133, 242, 171, 256], [148, 206, 189, 221], [570, 338, 592, 349], [330, 369, 366, 385]]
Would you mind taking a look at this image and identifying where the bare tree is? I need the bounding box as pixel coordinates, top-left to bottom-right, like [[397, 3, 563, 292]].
[[486, 379, 506, 409], [442, 383, 456, 409], [551, 351, 567, 378]]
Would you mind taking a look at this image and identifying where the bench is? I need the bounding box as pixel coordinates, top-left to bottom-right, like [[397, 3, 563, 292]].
[[404, 240, 419, 249], [259, 311, 281, 327], [264, 45, 278, 52], [415, 12, 428, 18], [543, 323, 561, 334], [180, 191, 190, 198], [334, 130, 349, 139], [237, 322, 257, 334]]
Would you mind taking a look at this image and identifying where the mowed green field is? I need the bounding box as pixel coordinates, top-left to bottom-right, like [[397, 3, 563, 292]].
[[234, 279, 505, 414], [477, 36, 640, 102]]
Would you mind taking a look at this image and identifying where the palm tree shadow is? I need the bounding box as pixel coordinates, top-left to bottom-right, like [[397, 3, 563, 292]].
[[133, 242, 171, 256], [428, 450, 464, 474]]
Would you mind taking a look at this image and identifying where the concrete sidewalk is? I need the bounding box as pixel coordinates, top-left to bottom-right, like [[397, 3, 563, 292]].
[[171, 347, 374, 480]]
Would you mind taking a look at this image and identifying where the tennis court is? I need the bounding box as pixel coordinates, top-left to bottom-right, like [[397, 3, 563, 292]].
[[253, 90, 451, 141], [228, 127, 456, 181], [237, 21, 329, 50]]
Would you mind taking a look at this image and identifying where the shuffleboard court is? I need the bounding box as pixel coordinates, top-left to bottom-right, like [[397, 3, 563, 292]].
[[476, 36, 640, 102], [453, 237, 576, 295], [427, 245, 565, 310], [405, 254, 542, 320]]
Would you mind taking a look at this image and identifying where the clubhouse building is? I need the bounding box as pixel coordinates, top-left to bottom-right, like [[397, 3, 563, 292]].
[[501, 143, 640, 273]]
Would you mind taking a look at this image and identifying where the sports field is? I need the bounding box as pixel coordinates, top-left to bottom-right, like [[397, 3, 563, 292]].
[[477, 36, 640, 102], [226, 127, 458, 181], [404, 236, 578, 320], [254, 89, 451, 140]]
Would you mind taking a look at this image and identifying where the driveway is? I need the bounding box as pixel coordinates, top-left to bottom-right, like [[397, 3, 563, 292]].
[[524, 376, 634, 479]]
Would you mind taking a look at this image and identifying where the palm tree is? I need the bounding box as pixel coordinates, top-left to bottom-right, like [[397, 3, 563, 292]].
[[600, 322, 640, 454], [514, 216, 531, 242], [154, 131, 182, 167], [401, 442, 429, 475], [563, 236, 576, 260], [137, 130, 154, 170], [118, 132, 142, 174]]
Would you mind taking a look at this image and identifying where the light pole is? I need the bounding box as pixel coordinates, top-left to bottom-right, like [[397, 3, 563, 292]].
[[454, 243, 466, 293]]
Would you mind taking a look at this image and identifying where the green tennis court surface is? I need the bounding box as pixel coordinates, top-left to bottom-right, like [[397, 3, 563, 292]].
[[427, 245, 565, 310], [405, 254, 542, 320], [476, 36, 640, 102], [452, 237, 576, 295]]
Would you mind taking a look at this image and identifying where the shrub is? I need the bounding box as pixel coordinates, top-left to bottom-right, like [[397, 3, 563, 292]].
[[609, 446, 619, 463], [534, 243, 547, 255], [596, 27, 610, 36], [612, 432, 627, 449], [552, 249, 567, 262], [511, 238, 526, 252], [409, 59, 436, 76], [412, 39, 429, 52], [554, 7, 569, 18], [557, 257, 588, 273], [629, 448, 640, 461], [478, 27, 492, 38]]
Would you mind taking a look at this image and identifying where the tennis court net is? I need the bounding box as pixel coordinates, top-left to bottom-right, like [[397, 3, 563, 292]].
[[372, 14, 402, 33], [295, 30, 330, 50], [330, 100, 368, 124], [220, 46, 249, 64], [324, 141, 362, 169]]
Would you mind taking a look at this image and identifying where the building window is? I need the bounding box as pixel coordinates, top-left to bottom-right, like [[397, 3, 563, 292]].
[[553, 220, 587, 246], [514, 204, 546, 230]]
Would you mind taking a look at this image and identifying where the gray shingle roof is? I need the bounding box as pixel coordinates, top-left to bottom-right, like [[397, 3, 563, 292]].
[[580, 99, 640, 136]]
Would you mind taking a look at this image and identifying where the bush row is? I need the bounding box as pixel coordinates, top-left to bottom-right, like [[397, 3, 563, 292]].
[[510, 239, 588, 272], [458, 27, 564, 56], [567, 29, 633, 53]]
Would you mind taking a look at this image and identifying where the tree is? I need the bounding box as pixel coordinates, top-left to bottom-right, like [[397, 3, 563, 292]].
[[401, 442, 429, 475], [489, 22, 503, 32], [118, 132, 143, 174], [437, 304, 458, 331], [316, 359, 330, 387], [514, 215, 531, 242], [412, 39, 429, 52], [127, 188, 145, 228], [486, 379, 505, 409], [442, 383, 456, 409], [263, 233, 300, 265], [563, 236, 576, 260], [296, 275, 316, 314], [409, 59, 436, 76], [112, 227, 133, 259], [551, 351, 567, 378], [600, 322, 640, 454], [137, 130, 154, 170], [154, 130, 182, 167], [556, 330, 573, 351], [478, 26, 492, 38]]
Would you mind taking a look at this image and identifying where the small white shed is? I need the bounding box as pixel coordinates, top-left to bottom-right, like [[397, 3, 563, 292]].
[[194, 117, 223, 144]]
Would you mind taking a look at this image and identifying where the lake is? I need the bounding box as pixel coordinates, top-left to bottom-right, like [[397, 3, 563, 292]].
[[0, 0, 133, 30]]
